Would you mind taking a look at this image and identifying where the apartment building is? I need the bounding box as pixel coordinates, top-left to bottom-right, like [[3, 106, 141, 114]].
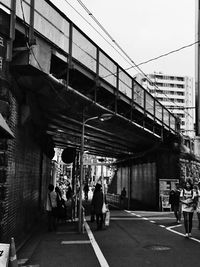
[[136, 72, 195, 138]]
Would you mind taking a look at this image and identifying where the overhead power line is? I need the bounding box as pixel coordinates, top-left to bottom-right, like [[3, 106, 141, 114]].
[[75, 0, 194, 120], [126, 41, 198, 70], [62, 0, 132, 67]]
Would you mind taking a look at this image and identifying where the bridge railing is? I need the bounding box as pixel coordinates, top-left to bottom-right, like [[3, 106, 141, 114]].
[[1, 0, 178, 134], [106, 193, 121, 207]]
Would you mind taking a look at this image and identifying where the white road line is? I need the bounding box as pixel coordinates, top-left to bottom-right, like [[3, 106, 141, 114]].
[[56, 231, 78, 234], [84, 221, 109, 267], [125, 211, 200, 243], [144, 217, 175, 220], [61, 240, 91, 245], [167, 224, 182, 230], [167, 227, 200, 243], [111, 217, 145, 220], [17, 259, 28, 264]]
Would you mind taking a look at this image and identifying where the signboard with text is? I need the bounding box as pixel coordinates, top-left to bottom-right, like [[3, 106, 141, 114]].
[[159, 179, 179, 211], [0, 243, 10, 267]]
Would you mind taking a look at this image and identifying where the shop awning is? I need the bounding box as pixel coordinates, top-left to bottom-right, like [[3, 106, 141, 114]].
[[0, 113, 14, 138]]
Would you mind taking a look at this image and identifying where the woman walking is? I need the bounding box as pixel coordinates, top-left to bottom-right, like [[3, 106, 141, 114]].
[[180, 179, 196, 238], [195, 182, 200, 230]]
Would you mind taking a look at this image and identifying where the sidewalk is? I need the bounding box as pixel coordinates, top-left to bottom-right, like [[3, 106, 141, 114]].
[[17, 200, 98, 267], [17, 219, 101, 267]]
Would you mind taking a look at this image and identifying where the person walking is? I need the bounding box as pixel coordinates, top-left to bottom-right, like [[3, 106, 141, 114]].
[[169, 183, 181, 223], [120, 187, 126, 209], [55, 186, 67, 222], [195, 182, 200, 230], [83, 183, 89, 201], [180, 179, 196, 238], [66, 184, 72, 201], [46, 184, 57, 231], [91, 183, 104, 230]]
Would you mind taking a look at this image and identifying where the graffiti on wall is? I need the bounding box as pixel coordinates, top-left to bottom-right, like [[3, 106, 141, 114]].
[[179, 158, 200, 184]]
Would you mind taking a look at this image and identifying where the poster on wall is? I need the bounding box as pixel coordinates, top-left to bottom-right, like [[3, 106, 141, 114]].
[[159, 179, 179, 211]]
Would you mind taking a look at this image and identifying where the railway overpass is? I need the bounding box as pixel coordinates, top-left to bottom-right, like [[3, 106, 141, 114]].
[[0, 0, 187, 245], [1, 0, 179, 159]]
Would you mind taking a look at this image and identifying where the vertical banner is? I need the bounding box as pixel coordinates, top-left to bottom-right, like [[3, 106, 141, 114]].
[[0, 243, 10, 267]]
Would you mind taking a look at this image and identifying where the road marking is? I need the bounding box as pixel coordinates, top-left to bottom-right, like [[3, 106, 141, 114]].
[[125, 211, 200, 243], [18, 259, 28, 264], [57, 231, 78, 234], [167, 227, 200, 243], [84, 221, 109, 267], [61, 240, 90, 245], [124, 210, 131, 213], [167, 224, 182, 230], [144, 217, 175, 220], [111, 217, 145, 220]]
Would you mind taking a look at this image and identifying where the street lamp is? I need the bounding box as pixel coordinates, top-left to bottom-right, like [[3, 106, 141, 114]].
[[78, 113, 113, 233]]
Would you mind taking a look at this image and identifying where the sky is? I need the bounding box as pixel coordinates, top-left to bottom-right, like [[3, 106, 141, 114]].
[[51, 0, 196, 79]]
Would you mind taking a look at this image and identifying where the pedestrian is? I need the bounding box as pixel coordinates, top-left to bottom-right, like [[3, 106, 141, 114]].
[[55, 186, 67, 222], [46, 184, 57, 231], [169, 183, 181, 223], [120, 187, 126, 209], [195, 182, 200, 230], [66, 184, 72, 201], [83, 183, 89, 201], [180, 179, 197, 238], [91, 183, 104, 230]]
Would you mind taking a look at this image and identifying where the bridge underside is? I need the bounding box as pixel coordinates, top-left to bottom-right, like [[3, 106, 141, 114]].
[[9, 15, 178, 159], [12, 68, 166, 159]]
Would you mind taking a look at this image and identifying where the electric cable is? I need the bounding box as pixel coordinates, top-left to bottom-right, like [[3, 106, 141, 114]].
[[19, 0, 186, 136], [61, 0, 134, 69], [127, 40, 198, 70], [75, 0, 194, 121]]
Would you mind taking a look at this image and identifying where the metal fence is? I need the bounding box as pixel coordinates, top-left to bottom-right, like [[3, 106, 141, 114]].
[[106, 193, 121, 207], [1, 0, 178, 133]]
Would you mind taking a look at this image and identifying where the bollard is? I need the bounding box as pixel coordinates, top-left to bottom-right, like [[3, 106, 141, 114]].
[[9, 237, 18, 267]]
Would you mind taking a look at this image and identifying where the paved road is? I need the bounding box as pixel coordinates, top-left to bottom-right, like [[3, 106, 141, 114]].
[[17, 209, 200, 267]]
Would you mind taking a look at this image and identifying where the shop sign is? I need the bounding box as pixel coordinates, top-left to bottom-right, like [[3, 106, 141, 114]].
[[159, 179, 179, 211], [0, 243, 10, 266]]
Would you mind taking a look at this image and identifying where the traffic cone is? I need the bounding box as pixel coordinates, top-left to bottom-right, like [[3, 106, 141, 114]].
[[9, 237, 18, 267]]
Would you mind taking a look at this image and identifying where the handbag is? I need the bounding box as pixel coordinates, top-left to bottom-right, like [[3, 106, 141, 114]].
[[102, 202, 107, 213], [105, 209, 110, 226]]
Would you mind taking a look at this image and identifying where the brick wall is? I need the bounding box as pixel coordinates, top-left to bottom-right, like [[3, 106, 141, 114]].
[[0, 80, 52, 245]]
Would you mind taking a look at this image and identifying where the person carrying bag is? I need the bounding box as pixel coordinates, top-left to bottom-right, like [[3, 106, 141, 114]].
[[46, 184, 58, 231]]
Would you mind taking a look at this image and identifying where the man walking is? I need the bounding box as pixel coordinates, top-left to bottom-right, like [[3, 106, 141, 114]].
[[169, 183, 181, 223]]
